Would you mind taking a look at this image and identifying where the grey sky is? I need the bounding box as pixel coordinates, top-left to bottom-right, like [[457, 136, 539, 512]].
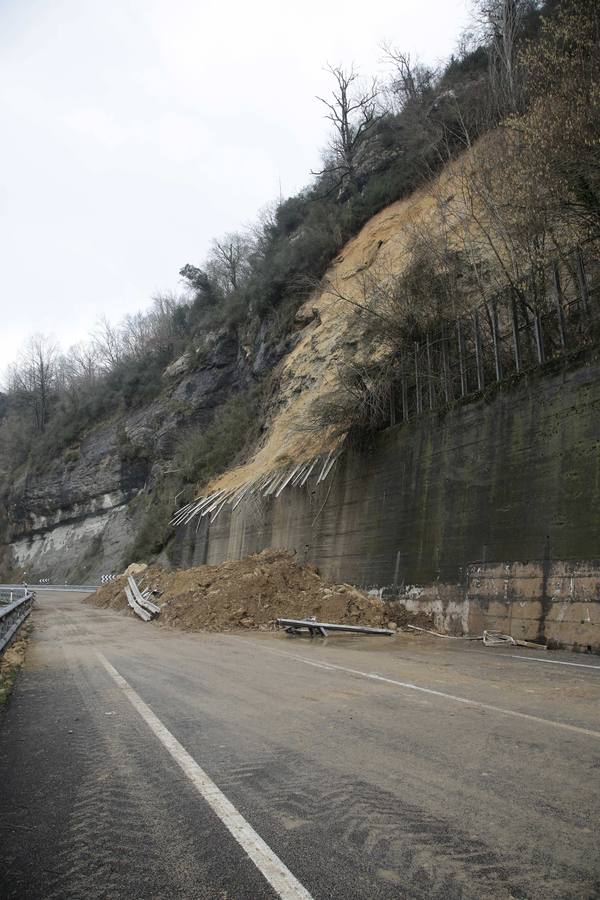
[[0, 0, 470, 376]]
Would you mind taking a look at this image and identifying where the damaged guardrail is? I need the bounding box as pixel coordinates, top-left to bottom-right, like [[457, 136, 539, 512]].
[[405, 624, 546, 649], [0, 589, 34, 655], [125, 576, 160, 623], [276, 617, 394, 637]]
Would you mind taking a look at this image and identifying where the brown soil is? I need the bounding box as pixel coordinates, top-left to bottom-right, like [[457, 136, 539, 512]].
[[203, 140, 494, 499], [85, 549, 427, 634], [0, 622, 32, 709]]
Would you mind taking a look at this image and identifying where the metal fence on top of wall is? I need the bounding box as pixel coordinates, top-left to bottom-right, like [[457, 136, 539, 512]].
[[389, 246, 600, 426]]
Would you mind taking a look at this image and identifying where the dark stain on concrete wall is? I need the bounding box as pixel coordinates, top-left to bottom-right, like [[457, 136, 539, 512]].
[[171, 356, 600, 594]]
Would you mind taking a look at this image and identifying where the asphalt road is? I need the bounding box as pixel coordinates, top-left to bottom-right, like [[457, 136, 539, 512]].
[[1, 591, 599, 899]]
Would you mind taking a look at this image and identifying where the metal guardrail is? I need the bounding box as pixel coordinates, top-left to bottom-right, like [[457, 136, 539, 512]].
[[0, 590, 34, 655], [126, 576, 160, 622], [0, 588, 26, 605], [276, 617, 394, 637], [0, 584, 99, 594]]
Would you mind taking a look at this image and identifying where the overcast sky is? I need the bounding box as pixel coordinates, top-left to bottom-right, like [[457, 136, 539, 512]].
[[0, 0, 471, 378]]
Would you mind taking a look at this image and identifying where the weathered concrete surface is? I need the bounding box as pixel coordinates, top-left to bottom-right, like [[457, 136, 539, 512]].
[[173, 357, 600, 649], [467, 560, 600, 651]]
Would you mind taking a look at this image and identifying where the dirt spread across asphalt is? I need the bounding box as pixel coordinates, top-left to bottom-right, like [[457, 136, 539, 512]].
[[85, 549, 432, 634]]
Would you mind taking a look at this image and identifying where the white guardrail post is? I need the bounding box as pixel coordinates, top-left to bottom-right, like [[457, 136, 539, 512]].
[[0, 589, 35, 655]]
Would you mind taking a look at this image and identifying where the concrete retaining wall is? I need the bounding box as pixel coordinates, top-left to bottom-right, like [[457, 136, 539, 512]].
[[466, 560, 600, 651], [171, 355, 600, 650]]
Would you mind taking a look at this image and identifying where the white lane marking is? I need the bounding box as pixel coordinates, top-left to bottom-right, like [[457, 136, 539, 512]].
[[97, 653, 313, 900], [510, 655, 600, 670], [250, 644, 600, 740]]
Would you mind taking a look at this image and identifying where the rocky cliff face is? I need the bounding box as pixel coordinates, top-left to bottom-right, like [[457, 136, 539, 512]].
[[3, 134, 597, 590], [0, 142, 498, 583], [2, 326, 262, 581]]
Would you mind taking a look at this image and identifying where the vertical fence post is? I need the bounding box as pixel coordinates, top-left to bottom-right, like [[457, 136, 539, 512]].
[[533, 310, 545, 364], [490, 299, 503, 382], [401, 368, 408, 422], [441, 324, 450, 403], [389, 385, 396, 426], [456, 319, 467, 396], [473, 310, 484, 391], [510, 295, 522, 373], [414, 342, 422, 414], [552, 260, 567, 351], [426, 333, 434, 410], [576, 247, 590, 314]]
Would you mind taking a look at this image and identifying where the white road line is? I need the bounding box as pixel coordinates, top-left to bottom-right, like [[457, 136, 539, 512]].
[[96, 653, 313, 900], [510, 655, 600, 670], [251, 644, 600, 740]]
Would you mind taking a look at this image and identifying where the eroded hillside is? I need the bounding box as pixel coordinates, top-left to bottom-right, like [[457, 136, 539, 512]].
[[205, 167, 460, 495], [2, 1, 597, 581]]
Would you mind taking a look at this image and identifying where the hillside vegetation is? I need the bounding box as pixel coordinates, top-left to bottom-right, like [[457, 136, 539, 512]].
[[1, 0, 599, 569]]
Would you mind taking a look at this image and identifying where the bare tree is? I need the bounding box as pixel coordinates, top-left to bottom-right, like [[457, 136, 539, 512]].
[[515, 0, 600, 240], [92, 315, 124, 371], [64, 342, 99, 384], [148, 292, 186, 353], [248, 200, 279, 256], [381, 45, 435, 111], [313, 65, 381, 193], [474, 0, 531, 112], [207, 232, 252, 294], [8, 334, 58, 432]]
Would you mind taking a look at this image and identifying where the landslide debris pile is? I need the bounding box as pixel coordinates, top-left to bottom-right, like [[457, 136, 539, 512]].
[[86, 549, 394, 632]]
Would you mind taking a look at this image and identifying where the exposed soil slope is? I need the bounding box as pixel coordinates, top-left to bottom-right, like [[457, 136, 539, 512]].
[[205, 156, 466, 496]]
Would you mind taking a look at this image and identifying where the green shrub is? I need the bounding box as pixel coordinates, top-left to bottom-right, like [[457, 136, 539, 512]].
[[174, 385, 264, 487], [63, 447, 80, 464], [126, 384, 265, 563]]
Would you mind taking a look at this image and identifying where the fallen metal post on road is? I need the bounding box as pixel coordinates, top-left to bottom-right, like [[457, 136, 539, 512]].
[[276, 617, 394, 637]]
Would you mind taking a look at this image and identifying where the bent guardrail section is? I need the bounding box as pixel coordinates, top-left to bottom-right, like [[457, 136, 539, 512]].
[[126, 576, 160, 622], [0, 590, 34, 655]]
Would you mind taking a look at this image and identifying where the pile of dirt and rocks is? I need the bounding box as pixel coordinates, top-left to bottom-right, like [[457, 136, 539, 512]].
[[86, 549, 401, 633]]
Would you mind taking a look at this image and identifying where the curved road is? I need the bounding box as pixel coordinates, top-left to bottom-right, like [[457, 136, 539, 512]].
[[1, 591, 599, 898]]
